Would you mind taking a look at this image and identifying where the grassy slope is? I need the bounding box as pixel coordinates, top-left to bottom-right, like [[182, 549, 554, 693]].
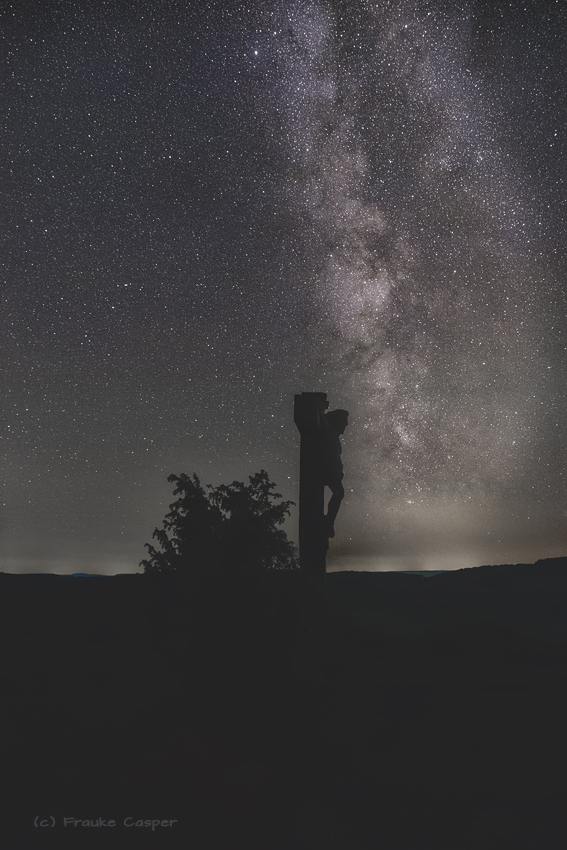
[[1, 563, 566, 848]]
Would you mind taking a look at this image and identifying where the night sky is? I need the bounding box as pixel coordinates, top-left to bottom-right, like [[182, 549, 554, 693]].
[[3, 0, 567, 574]]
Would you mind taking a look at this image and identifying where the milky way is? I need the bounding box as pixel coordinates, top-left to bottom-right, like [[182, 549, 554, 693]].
[[256, 0, 567, 569], [3, 0, 567, 572]]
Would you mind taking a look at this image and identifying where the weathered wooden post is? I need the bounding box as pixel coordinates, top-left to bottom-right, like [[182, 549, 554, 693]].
[[294, 391, 329, 629]]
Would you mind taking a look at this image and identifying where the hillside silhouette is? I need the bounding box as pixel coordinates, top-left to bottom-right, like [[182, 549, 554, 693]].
[[1, 559, 567, 848]]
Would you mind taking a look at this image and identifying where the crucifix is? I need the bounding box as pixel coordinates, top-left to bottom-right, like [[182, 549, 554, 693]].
[[294, 392, 349, 626]]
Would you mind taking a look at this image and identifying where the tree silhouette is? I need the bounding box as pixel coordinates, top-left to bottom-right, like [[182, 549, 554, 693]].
[[140, 470, 298, 575]]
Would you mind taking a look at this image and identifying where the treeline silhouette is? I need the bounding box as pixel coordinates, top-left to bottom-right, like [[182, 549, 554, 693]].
[[140, 469, 299, 576]]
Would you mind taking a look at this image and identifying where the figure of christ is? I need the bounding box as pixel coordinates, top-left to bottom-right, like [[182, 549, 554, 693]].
[[321, 409, 349, 539]]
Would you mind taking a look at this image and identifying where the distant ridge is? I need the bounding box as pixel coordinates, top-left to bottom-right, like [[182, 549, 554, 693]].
[[0, 572, 140, 585], [332, 557, 567, 580], [72, 573, 106, 577], [0, 557, 565, 583], [402, 570, 446, 577]]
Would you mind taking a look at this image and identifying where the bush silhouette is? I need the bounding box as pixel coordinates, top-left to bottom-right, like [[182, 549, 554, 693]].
[[140, 469, 298, 575]]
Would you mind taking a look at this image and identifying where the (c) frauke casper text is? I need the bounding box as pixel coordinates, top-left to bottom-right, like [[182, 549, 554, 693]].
[[34, 816, 179, 831]]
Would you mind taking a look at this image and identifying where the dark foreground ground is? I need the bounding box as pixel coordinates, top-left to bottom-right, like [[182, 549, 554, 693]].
[[1, 559, 567, 849]]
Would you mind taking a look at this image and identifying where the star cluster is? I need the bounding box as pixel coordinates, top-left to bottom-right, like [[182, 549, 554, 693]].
[[2, 0, 567, 573]]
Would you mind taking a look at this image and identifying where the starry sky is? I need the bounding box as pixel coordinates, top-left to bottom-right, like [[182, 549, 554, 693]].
[[3, 0, 567, 574]]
